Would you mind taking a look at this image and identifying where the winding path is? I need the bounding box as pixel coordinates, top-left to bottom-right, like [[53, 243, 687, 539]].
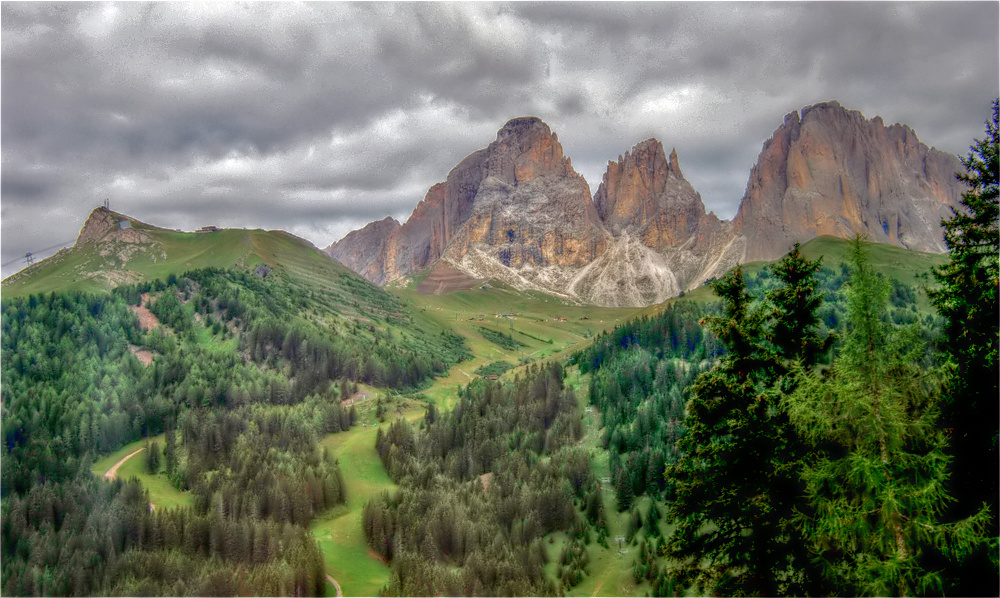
[[326, 574, 343, 597], [104, 447, 145, 480]]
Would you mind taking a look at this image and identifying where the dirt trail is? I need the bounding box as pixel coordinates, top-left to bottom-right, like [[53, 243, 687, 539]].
[[104, 448, 144, 480], [325, 575, 343, 597]]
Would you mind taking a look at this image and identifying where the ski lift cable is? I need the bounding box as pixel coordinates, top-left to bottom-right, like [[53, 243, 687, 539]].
[[1, 240, 75, 267]]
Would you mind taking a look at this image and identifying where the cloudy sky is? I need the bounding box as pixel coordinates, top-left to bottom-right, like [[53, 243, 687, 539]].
[[3, 2, 998, 278]]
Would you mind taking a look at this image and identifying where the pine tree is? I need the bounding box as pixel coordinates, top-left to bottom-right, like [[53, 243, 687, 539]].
[[787, 237, 991, 596], [928, 98, 1000, 595], [164, 426, 177, 475], [767, 243, 828, 367], [665, 258, 822, 596], [147, 441, 161, 474]]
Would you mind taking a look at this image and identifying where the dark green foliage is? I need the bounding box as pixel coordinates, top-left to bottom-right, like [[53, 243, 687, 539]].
[[178, 402, 346, 526], [766, 243, 829, 366], [1, 265, 462, 595], [788, 238, 992, 596], [665, 249, 827, 596], [473, 360, 515, 377], [1, 291, 164, 494], [365, 363, 584, 596], [146, 441, 161, 474], [573, 303, 716, 507], [476, 325, 525, 350], [929, 99, 1000, 595], [180, 268, 470, 390], [932, 103, 1000, 507], [1, 474, 326, 596]]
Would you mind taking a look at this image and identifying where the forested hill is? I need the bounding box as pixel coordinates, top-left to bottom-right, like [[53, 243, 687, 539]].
[[0, 263, 470, 595]]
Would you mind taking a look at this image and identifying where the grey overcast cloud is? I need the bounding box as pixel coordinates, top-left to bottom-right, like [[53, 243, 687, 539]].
[[2, 1, 998, 278]]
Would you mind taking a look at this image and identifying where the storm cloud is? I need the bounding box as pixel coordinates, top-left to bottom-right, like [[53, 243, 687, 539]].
[[3, 1, 997, 277]]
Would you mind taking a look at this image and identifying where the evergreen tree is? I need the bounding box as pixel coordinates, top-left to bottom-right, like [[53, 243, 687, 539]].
[[929, 98, 1000, 595], [787, 237, 991, 596], [665, 258, 822, 596], [147, 440, 161, 474], [767, 243, 829, 367]]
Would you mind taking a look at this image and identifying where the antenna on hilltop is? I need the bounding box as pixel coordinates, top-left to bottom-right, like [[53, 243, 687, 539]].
[[104, 198, 110, 209]]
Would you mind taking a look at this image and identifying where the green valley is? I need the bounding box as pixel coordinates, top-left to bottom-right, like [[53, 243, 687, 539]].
[[2, 213, 992, 597]]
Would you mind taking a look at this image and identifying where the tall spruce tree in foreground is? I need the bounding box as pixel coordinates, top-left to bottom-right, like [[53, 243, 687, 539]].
[[928, 99, 999, 595], [787, 238, 991, 596], [665, 248, 826, 596]]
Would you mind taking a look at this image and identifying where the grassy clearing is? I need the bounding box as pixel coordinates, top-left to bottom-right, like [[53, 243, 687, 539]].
[[89, 434, 193, 510], [310, 395, 425, 597]]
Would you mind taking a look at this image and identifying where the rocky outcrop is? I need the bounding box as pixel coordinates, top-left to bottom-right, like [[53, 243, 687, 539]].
[[76, 207, 157, 247], [76, 207, 125, 245], [732, 101, 963, 263], [326, 216, 400, 285]]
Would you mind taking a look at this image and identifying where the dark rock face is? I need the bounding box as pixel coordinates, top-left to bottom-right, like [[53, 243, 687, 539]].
[[732, 101, 964, 262], [594, 140, 706, 243], [325, 216, 400, 285]]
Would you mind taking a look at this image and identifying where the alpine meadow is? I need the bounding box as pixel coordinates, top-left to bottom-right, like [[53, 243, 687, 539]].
[[2, 3, 999, 597]]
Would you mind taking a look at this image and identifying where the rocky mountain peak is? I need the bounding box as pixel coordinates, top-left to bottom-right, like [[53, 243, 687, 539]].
[[484, 116, 573, 184], [668, 147, 682, 177], [328, 102, 963, 308], [495, 116, 549, 142], [593, 138, 708, 246], [733, 100, 963, 262], [327, 117, 603, 287]]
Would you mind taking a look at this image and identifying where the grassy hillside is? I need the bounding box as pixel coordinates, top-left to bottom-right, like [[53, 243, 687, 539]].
[[393, 284, 642, 408], [3, 214, 362, 304]]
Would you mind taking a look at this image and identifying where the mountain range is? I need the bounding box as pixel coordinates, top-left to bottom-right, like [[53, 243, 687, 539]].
[[327, 101, 964, 307]]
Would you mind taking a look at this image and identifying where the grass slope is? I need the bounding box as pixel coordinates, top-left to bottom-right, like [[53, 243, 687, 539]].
[[90, 435, 194, 511], [310, 395, 426, 597], [394, 285, 642, 409], [2, 222, 359, 303]]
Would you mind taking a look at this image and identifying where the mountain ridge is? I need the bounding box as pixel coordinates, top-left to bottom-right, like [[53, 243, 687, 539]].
[[327, 101, 965, 307]]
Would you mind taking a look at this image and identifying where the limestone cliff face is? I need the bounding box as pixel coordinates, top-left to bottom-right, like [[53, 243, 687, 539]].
[[732, 101, 963, 263], [587, 139, 730, 296], [330, 117, 607, 288], [595, 140, 706, 245], [328, 103, 963, 307], [444, 117, 607, 273], [325, 216, 400, 285]]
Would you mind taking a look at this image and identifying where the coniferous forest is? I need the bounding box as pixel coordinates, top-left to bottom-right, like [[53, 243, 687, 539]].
[[2, 102, 998, 596]]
